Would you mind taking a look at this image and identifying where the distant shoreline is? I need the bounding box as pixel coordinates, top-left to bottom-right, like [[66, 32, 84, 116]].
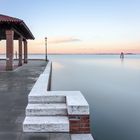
[[0, 53, 139, 55]]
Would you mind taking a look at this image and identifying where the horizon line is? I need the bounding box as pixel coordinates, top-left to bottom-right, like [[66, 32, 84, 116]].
[[0, 53, 140, 55]]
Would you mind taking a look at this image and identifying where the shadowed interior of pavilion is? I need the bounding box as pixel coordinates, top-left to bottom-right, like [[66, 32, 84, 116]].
[[0, 14, 34, 71]]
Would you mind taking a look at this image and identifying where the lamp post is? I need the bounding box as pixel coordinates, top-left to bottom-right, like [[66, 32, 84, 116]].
[[45, 37, 48, 61]]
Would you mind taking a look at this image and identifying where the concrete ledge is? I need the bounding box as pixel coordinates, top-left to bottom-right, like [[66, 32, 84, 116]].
[[71, 134, 94, 140], [30, 74, 50, 93], [43, 62, 52, 74], [28, 61, 52, 96], [66, 92, 89, 115]]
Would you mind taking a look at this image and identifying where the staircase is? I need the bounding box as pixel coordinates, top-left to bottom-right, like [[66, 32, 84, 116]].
[[23, 95, 69, 132]]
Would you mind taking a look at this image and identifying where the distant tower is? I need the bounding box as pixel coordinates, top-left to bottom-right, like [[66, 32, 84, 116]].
[[120, 52, 124, 59]]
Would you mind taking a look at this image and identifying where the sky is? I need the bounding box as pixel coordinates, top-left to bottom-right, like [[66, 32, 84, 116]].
[[0, 0, 140, 54]]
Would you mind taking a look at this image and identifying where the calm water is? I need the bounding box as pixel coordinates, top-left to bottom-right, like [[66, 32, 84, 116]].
[[49, 55, 140, 140], [0, 54, 140, 140]]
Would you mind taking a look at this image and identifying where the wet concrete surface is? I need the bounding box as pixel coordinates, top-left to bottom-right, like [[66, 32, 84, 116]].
[[0, 60, 71, 140]]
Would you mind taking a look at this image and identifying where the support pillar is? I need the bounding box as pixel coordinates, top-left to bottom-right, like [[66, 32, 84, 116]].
[[6, 30, 14, 71], [24, 40, 28, 63], [18, 37, 23, 66]]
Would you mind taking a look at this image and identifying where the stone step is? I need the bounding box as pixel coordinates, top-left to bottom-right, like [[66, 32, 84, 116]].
[[71, 134, 94, 140], [28, 94, 66, 103], [23, 116, 69, 132], [26, 103, 67, 116]]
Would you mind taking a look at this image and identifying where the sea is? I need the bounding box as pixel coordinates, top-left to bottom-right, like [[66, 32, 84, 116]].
[[1, 54, 140, 140]]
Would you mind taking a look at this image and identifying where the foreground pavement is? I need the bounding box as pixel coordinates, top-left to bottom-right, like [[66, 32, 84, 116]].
[[0, 60, 71, 140]]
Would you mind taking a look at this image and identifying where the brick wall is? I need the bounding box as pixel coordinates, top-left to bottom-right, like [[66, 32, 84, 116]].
[[69, 115, 90, 133]]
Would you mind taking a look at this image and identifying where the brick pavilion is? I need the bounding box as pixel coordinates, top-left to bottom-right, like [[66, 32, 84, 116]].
[[0, 14, 34, 70]]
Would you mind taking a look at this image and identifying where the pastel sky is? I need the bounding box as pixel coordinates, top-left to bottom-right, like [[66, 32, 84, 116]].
[[0, 0, 140, 54]]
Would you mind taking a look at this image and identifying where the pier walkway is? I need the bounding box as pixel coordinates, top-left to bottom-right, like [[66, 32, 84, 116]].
[[0, 60, 71, 140]]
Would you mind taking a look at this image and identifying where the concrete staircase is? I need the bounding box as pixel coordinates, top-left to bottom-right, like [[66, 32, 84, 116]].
[[23, 95, 69, 132]]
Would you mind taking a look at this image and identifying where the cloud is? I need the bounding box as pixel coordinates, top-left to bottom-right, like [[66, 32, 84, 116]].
[[48, 36, 81, 44]]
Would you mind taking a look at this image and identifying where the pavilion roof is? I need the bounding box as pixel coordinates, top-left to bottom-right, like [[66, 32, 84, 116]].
[[0, 14, 35, 40]]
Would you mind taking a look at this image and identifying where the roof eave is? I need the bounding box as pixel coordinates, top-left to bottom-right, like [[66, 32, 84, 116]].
[[20, 22, 35, 40]]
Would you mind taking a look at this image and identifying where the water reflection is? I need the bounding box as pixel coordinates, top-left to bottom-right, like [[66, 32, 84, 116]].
[[53, 62, 64, 70], [50, 55, 140, 140], [120, 56, 124, 62]]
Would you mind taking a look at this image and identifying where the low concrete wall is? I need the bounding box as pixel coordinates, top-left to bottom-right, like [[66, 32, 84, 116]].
[[24, 61, 94, 139]]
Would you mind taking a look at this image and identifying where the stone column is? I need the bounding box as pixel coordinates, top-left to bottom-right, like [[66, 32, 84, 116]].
[[6, 30, 14, 71], [24, 40, 28, 63], [18, 37, 23, 66]]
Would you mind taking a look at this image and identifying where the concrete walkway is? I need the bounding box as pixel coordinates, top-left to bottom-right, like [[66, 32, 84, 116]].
[[0, 60, 71, 140]]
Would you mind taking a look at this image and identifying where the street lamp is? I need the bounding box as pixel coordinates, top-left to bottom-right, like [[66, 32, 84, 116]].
[[45, 37, 48, 61]]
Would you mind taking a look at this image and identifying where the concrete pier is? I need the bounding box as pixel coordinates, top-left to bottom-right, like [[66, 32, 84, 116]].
[[0, 60, 94, 140], [23, 61, 94, 139]]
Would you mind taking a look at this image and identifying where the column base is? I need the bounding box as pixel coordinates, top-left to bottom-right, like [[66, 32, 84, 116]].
[[18, 63, 22, 66], [24, 59, 28, 64], [6, 65, 13, 71]]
